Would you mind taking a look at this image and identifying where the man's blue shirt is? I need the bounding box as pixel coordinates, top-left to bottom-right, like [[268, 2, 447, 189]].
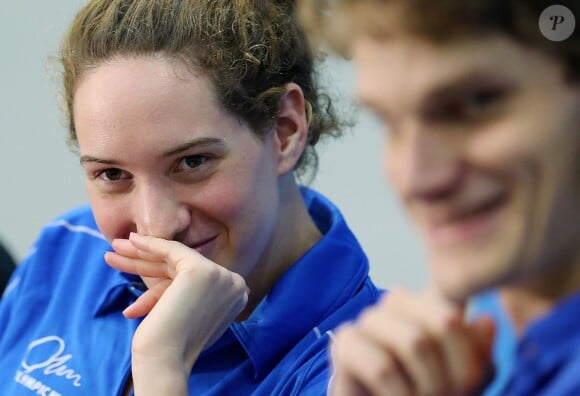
[[469, 291, 517, 396], [506, 292, 580, 396], [470, 290, 580, 396], [0, 187, 381, 395]]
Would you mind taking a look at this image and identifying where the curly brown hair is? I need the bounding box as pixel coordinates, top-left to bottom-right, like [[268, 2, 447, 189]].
[[300, 0, 580, 82], [60, 0, 343, 177]]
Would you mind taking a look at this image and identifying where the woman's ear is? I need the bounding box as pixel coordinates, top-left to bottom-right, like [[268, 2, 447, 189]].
[[273, 83, 309, 175]]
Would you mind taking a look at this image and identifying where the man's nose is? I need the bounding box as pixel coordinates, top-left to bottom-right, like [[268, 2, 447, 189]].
[[388, 126, 462, 201], [132, 181, 190, 240]]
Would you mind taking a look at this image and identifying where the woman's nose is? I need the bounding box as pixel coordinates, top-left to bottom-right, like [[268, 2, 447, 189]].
[[132, 182, 190, 240]]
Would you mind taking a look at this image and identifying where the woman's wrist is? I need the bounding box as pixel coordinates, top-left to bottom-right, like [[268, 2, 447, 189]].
[[131, 357, 190, 396]]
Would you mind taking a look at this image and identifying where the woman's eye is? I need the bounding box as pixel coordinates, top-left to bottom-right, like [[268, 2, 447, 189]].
[[99, 168, 126, 181], [173, 154, 217, 180], [181, 155, 209, 170]]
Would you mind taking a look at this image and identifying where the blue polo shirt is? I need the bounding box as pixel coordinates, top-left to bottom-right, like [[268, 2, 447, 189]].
[[468, 291, 517, 396], [504, 292, 580, 395], [470, 290, 580, 396], [0, 187, 381, 396]]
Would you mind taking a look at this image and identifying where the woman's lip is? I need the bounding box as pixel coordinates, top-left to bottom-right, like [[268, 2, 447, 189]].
[[191, 235, 218, 257], [423, 193, 508, 247]]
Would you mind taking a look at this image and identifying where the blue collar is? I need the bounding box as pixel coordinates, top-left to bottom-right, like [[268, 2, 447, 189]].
[[505, 291, 580, 394], [519, 291, 580, 362], [232, 187, 370, 379], [94, 266, 145, 317]]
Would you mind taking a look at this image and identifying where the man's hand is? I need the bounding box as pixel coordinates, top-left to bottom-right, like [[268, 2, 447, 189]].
[[330, 288, 495, 396]]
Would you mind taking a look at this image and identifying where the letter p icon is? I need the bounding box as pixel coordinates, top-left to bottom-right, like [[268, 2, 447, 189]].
[[550, 15, 565, 30], [539, 5, 575, 41]]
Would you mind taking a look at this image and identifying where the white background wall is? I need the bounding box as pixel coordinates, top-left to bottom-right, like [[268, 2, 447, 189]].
[[0, 1, 428, 291]]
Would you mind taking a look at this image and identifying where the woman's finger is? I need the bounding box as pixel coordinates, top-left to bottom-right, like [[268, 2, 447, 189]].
[[123, 279, 171, 318], [111, 238, 141, 258], [111, 237, 172, 264], [104, 251, 170, 279], [128, 233, 198, 266]]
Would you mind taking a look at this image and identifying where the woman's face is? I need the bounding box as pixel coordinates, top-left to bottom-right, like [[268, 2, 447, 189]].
[[354, 32, 580, 300], [74, 55, 285, 278]]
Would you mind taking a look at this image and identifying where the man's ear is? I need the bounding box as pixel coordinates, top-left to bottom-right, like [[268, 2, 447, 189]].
[[273, 82, 309, 175]]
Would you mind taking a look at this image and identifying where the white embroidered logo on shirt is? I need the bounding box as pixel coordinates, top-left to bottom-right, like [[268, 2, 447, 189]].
[[16, 335, 82, 394]]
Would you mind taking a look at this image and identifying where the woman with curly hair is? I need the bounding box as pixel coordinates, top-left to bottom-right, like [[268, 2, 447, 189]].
[[0, 1, 381, 395]]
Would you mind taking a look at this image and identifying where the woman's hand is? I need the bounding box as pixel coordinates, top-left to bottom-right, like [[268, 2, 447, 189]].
[[330, 288, 495, 396], [104, 232, 249, 395]]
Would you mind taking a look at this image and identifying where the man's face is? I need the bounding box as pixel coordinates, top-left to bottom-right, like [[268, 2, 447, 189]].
[[354, 32, 580, 300]]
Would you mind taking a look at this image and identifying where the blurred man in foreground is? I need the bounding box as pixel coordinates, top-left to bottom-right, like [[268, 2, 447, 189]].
[[301, 1, 580, 394]]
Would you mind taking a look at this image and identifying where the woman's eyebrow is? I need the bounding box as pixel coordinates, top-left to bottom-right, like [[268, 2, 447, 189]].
[[161, 137, 225, 158], [79, 155, 119, 165], [79, 137, 226, 165]]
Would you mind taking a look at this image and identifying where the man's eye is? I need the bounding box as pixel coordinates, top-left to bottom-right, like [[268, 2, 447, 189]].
[[428, 86, 510, 123], [464, 88, 504, 114], [458, 87, 509, 118]]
